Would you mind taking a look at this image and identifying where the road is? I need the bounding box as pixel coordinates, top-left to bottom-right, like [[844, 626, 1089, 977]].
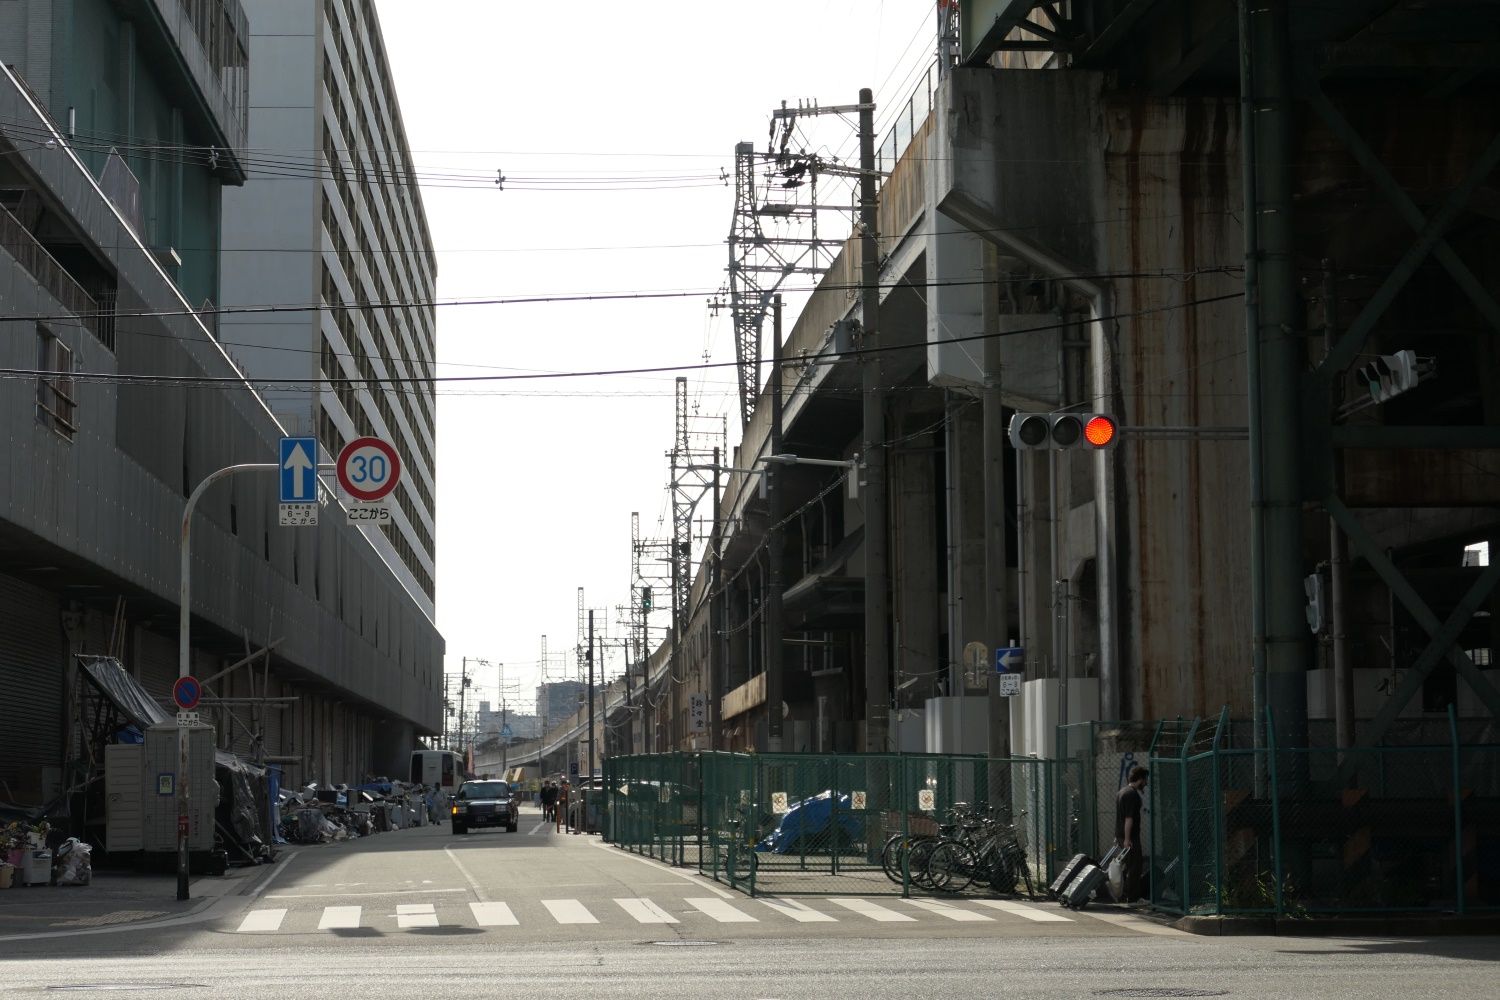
[[1, 805, 1494, 998]]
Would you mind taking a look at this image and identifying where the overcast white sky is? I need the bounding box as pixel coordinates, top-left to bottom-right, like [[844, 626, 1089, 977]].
[[373, 0, 937, 718]]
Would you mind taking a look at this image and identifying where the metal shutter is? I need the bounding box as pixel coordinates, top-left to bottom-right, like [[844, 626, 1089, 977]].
[[0, 574, 65, 802]]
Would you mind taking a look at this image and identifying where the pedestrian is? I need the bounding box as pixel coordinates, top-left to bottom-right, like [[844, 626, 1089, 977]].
[[1114, 765, 1149, 903], [556, 780, 570, 833], [542, 780, 557, 821]]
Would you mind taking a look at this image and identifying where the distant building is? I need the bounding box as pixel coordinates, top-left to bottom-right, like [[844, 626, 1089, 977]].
[[476, 702, 540, 741], [537, 681, 586, 731], [220, 0, 439, 610]]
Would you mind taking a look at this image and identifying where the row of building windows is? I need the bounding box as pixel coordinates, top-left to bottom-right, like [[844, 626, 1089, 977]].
[[322, 2, 437, 314], [320, 100, 438, 452], [325, 0, 436, 280], [319, 238, 437, 488]]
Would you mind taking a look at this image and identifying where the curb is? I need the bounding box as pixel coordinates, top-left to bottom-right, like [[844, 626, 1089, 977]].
[[1172, 913, 1500, 937]]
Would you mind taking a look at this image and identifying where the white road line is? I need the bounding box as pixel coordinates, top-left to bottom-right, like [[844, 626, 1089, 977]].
[[527, 820, 550, 835], [589, 840, 735, 899], [318, 906, 361, 930], [827, 898, 917, 922], [235, 909, 286, 933], [396, 903, 439, 929], [758, 897, 838, 923], [443, 845, 488, 903], [542, 899, 598, 924], [248, 854, 295, 899], [904, 899, 993, 922], [267, 888, 467, 899], [616, 898, 679, 924], [469, 902, 518, 926], [972, 899, 1074, 923], [685, 898, 757, 923], [1071, 907, 1195, 937]]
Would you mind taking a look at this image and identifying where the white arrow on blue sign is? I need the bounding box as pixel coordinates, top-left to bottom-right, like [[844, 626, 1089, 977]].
[[279, 437, 319, 502], [995, 646, 1026, 673]]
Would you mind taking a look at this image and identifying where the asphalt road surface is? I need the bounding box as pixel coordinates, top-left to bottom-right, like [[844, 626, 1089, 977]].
[[2, 806, 1494, 998]]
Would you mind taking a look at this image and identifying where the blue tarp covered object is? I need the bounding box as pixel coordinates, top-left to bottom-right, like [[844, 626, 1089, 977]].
[[755, 790, 863, 854]]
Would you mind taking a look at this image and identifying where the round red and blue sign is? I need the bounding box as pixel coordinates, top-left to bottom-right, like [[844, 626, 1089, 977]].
[[172, 675, 202, 711]]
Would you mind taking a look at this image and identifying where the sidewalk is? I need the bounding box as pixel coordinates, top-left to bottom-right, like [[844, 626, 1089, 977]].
[[0, 859, 274, 938]]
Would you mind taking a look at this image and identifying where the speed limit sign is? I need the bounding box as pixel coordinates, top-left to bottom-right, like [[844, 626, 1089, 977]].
[[337, 437, 402, 502]]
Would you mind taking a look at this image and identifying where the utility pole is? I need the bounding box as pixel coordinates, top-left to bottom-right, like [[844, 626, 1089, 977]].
[[457, 657, 470, 756], [858, 86, 889, 752], [766, 295, 785, 751], [710, 446, 723, 751], [983, 276, 1010, 757], [587, 611, 596, 780]]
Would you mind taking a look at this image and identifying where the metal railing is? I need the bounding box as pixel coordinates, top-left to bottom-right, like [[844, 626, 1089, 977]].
[[0, 203, 114, 348], [605, 751, 1084, 898]]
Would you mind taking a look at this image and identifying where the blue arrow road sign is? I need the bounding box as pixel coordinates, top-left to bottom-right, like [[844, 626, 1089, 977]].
[[995, 646, 1026, 673], [279, 437, 318, 502]]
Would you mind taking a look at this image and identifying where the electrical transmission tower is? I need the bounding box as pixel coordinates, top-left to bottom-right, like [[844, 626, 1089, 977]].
[[718, 104, 861, 428], [669, 378, 725, 629]]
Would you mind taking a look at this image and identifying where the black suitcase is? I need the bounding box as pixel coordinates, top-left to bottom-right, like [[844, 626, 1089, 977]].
[[1049, 853, 1093, 899], [1060, 863, 1109, 910]]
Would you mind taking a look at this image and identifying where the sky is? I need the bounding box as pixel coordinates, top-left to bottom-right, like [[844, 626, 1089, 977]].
[[372, 0, 939, 718]]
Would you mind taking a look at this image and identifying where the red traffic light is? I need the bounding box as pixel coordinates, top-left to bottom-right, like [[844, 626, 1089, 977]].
[[1084, 415, 1117, 447]]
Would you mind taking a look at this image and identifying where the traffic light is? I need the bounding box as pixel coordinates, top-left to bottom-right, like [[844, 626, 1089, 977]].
[[1304, 572, 1326, 634], [1355, 350, 1419, 403], [641, 586, 653, 613], [1008, 412, 1118, 450]]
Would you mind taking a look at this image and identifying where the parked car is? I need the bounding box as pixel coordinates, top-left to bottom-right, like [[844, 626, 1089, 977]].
[[451, 779, 518, 834]]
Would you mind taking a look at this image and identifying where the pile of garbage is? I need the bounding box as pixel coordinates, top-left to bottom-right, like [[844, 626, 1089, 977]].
[[275, 780, 436, 845]]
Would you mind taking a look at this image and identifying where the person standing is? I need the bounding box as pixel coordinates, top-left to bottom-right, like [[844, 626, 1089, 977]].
[[556, 780, 570, 833], [1114, 765, 1149, 902], [541, 781, 555, 821]]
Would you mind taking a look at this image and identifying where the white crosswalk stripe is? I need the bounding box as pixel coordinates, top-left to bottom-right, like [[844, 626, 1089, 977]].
[[236, 909, 286, 932], [396, 903, 438, 928], [972, 899, 1074, 923], [685, 897, 758, 923], [229, 896, 1134, 935], [827, 898, 917, 922], [317, 905, 361, 930], [615, 898, 678, 924], [469, 901, 519, 926], [904, 899, 993, 922], [542, 898, 599, 924], [757, 897, 839, 923]]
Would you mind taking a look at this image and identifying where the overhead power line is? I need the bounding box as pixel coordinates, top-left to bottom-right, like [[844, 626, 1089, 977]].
[[2, 292, 1246, 388]]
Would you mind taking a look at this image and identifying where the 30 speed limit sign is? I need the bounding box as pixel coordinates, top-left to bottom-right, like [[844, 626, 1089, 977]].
[[337, 437, 401, 503]]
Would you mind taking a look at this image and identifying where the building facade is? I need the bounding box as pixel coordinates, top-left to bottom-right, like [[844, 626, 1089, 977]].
[[220, 0, 438, 609], [0, 0, 442, 806]]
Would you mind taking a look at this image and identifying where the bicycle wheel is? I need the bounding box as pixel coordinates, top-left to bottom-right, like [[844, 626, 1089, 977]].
[[880, 834, 908, 885], [925, 840, 976, 893], [907, 838, 941, 889]]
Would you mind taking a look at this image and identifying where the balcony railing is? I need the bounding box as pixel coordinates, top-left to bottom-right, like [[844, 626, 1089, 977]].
[[0, 203, 114, 349]]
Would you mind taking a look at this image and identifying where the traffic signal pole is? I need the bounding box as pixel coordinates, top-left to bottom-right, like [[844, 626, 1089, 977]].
[[981, 301, 1010, 756], [858, 86, 890, 752]]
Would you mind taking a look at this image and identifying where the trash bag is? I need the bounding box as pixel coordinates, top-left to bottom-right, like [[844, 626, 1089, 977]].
[[1106, 848, 1127, 901], [55, 838, 92, 886]]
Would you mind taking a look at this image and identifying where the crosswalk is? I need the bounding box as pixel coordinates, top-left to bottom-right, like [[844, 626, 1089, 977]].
[[233, 895, 1087, 935]]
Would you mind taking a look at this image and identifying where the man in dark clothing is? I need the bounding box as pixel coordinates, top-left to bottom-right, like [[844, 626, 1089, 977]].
[[541, 781, 557, 821], [1114, 765, 1149, 902]]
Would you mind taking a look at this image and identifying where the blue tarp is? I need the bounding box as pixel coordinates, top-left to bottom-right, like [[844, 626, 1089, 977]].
[[755, 791, 863, 854]]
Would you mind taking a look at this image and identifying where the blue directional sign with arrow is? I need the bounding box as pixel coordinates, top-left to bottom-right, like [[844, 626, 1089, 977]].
[[995, 646, 1026, 673], [279, 437, 318, 503]]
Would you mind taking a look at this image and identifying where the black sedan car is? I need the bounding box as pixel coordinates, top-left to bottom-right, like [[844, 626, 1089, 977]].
[[451, 780, 518, 834]]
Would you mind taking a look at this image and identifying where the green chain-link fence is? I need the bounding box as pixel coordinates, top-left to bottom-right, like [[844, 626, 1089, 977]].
[[1150, 706, 1500, 916], [606, 751, 1083, 898]]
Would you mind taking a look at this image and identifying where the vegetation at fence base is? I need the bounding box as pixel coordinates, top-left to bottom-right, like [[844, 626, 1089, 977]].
[[1204, 870, 1308, 918]]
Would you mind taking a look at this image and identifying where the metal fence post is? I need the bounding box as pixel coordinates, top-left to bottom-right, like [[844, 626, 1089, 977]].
[[1449, 704, 1465, 916], [1211, 707, 1227, 915], [831, 754, 841, 877], [900, 754, 911, 898], [1179, 719, 1198, 911], [1266, 706, 1284, 917]]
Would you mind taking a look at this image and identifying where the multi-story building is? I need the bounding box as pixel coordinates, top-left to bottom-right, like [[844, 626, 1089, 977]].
[[476, 702, 540, 742], [536, 681, 586, 732], [0, 0, 441, 805], [220, 0, 438, 610]]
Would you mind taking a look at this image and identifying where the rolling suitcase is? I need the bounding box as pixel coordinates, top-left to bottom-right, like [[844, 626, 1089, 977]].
[[1060, 863, 1109, 910], [1049, 853, 1093, 899]]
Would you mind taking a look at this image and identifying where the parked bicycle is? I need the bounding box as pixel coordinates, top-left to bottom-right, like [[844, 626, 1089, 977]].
[[922, 806, 1036, 897]]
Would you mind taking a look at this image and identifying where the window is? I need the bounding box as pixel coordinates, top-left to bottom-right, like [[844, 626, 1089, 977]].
[[36, 328, 77, 440]]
